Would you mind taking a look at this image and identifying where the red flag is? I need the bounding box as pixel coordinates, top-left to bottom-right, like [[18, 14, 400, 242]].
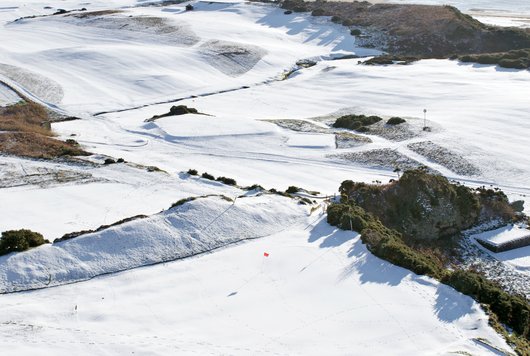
[[263, 252, 269, 257]]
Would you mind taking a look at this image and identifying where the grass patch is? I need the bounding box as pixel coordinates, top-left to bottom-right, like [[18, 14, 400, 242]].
[[0, 100, 89, 159]]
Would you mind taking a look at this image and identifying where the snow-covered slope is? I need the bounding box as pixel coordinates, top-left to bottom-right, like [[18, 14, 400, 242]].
[[0, 194, 306, 293], [0, 212, 512, 355], [0, 1, 378, 114]]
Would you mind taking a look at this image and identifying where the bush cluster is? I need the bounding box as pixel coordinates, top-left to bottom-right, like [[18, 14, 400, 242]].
[[332, 114, 382, 131], [327, 203, 442, 278], [460, 49, 530, 69], [201, 172, 215, 180], [286, 186, 301, 194], [216, 176, 237, 186], [0, 229, 49, 256], [386, 117, 406, 125]]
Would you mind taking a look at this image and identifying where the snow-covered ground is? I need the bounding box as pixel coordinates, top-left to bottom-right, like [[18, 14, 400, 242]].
[[0, 82, 20, 106], [0, 194, 307, 292], [0, 211, 512, 355], [0, 0, 529, 353], [472, 224, 530, 275]]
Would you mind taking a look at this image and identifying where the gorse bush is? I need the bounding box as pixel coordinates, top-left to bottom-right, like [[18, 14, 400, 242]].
[[332, 114, 382, 131], [216, 176, 237, 186], [201, 172, 215, 180], [328, 171, 529, 344], [386, 117, 406, 125], [0, 229, 49, 256], [286, 186, 301, 194]]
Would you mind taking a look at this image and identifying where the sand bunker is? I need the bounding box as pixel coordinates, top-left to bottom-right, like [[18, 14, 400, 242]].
[[199, 40, 267, 77]]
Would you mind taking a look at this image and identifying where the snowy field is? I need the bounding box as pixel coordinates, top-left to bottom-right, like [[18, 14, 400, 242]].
[[0, 211, 512, 355], [0, 0, 529, 354]]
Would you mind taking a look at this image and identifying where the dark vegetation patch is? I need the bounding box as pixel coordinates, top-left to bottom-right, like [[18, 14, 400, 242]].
[[146, 105, 204, 122], [55, 215, 148, 243], [386, 117, 406, 125], [201, 172, 215, 180], [363, 55, 419, 65], [459, 48, 530, 69], [170, 197, 197, 209], [0, 230, 49, 256], [187, 169, 198, 176], [279, 0, 530, 58], [286, 186, 300, 194], [0, 100, 89, 159], [216, 176, 237, 186], [332, 114, 382, 132], [338, 169, 517, 240], [327, 170, 529, 348]]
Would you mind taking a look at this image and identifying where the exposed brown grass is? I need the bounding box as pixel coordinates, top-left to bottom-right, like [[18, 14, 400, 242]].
[[68, 10, 123, 18], [0, 100, 89, 159], [0, 101, 50, 135], [0, 132, 89, 159]]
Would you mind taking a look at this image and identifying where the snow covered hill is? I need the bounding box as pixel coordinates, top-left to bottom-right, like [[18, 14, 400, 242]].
[[0, 210, 512, 355], [0, 0, 529, 354], [0, 194, 307, 293]]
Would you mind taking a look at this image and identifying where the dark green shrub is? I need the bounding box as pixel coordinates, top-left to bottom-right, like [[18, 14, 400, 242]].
[[332, 114, 382, 131], [245, 184, 264, 191], [386, 117, 406, 125], [331, 16, 342, 24], [104, 158, 116, 165], [350, 29, 362, 36], [311, 8, 326, 16], [342, 19, 354, 26], [498, 58, 526, 69], [187, 169, 198, 176], [216, 176, 237, 186], [185, 4, 194, 11], [201, 172, 215, 180], [286, 186, 300, 194], [357, 126, 370, 133], [0, 229, 49, 256], [117, 158, 125, 163], [65, 139, 79, 145], [169, 105, 198, 115], [170, 197, 196, 209]]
